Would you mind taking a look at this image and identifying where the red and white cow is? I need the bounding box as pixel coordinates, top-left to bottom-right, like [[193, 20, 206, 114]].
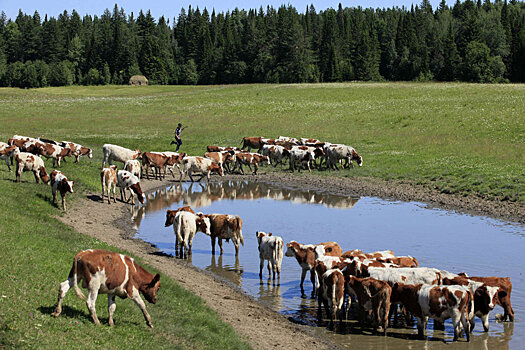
[[206, 146, 240, 152], [100, 165, 118, 204], [277, 136, 300, 144], [325, 144, 363, 170], [320, 268, 346, 329], [362, 266, 442, 285], [256, 231, 284, 280], [50, 170, 74, 211], [13, 149, 50, 184], [51, 249, 160, 328], [261, 145, 290, 167], [391, 283, 473, 341], [34, 142, 72, 167], [289, 148, 315, 172], [117, 170, 144, 205], [60, 141, 93, 163], [102, 144, 141, 168], [141, 152, 172, 180], [173, 211, 211, 258], [180, 156, 223, 182], [234, 152, 269, 175], [240, 136, 263, 152], [205, 151, 236, 174], [164, 206, 195, 227], [299, 137, 324, 146], [206, 214, 244, 256], [285, 240, 343, 298]]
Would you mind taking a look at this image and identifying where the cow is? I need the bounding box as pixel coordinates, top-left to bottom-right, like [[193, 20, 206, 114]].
[[164, 206, 195, 227], [261, 145, 290, 167], [319, 269, 346, 329], [277, 136, 300, 144], [206, 214, 244, 256], [100, 165, 118, 204], [60, 141, 93, 163], [443, 276, 499, 332], [325, 144, 363, 170], [285, 240, 343, 298], [234, 152, 269, 175], [102, 144, 141, 168], [13, 149, 50, 184], [179, 156, 223, 182], [38, 137, 59, 145], [124, 159, 142, 179], [362, 266, 442, 285], [256, 231, 284, 280], [50, 170, 74, 211], [31, 142, 72, 167], [293, 145, 325, 168], [204, 151, 236, 174], [117, 170, 144, 205], [377, 256, 419, 268], [141, 152, 171, 180], [155, 151, 186, 178], [391, 283, 473, 341], [345, 276, 392, 334], [458, 274, 514, 322], [341, 249, 395, 261], [289, 148, 315, 172], [51, 249, 160, 328], [299, 137, 324, 146], [240, 136, 264, 152], [206, 146, 240, 152], [0, 142, 17, 171], [173, 211, 211, 258]]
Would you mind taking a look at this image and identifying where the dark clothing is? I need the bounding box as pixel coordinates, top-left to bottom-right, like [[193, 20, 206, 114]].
[[174, 126, 183, 151], [175, 126, 182, 138], [175, 138, 182, 151]]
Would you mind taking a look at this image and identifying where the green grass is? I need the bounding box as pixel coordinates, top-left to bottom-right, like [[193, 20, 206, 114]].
[[0, 170, 250, 349]]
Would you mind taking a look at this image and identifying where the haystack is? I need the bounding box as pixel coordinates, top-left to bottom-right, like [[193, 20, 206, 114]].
[[129, 75, 148, 86]]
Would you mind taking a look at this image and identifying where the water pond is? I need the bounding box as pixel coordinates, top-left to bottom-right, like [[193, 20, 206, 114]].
[[133, 180, 524, 349]]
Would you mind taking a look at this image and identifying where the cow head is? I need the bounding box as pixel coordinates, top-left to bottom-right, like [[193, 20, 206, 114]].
[[39, 166, 50, 184], [83, 147, 93, 158], [255, 231, 271, 246], [176, 153, 186, 163], [165, 210, 177, 227], [109, 165, 118, 172], [196, 214, 211, 235], [130, 183, 144, 204], [141, 273, 161, 304], [351, 149, 363, 167], [284, 241, 299, 257], [63, 179, 74, 193]]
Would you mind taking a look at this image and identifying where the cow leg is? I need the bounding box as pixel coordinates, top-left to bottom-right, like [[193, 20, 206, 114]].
[[62, 194, 66, 211], [86, 289, 101, 326], [300, 268, 307, 298], [57, 157, 61, 167], [108, 295, 117, 326], [253, 163, 258, 175], [233, 240, 240, 257], [4, 157, 11, 172], [461, 312, 471, 341], [130, 287, 154, 328], [259, 258, 264, 279], [51, 278, 74, 317], [481, 313, 489, 332], [218, 239, 224, 255], [112, 184, 117, 203], [310, 268, 316, 298], [211, 236, 216, 255], [416, 316, 426, 339], [75, 154, 80, 163], [15, 163, 21, 183], [52, 187, 57, 206], [501, 299, 515, 321]]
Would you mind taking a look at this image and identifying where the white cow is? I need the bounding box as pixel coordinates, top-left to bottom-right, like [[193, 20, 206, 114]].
[[256, 231, 284, 280], [117, 170, 144, 205], [102, 144, 141, 168], [262, 145, 290, 167], [325, 144, 363, 170], [289, 148, 315, 172], [173, 211, 211, 258], [124, 159, 142, 178]]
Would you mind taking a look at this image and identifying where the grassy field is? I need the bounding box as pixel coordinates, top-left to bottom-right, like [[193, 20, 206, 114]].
[[0, 82, 523, 348]]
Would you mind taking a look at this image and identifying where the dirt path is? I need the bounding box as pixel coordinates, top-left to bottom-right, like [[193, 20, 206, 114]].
[[58, 173, 523, 350]]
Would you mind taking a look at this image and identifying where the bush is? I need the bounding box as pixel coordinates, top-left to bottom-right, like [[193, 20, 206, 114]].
[[85, 68, 101, 85]]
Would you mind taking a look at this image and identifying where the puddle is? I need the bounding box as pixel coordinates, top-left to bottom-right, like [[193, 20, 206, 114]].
[[134, 180, 524, 349]]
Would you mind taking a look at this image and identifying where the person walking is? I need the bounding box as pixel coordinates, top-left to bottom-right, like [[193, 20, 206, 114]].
[[171, 123, 186, 151]]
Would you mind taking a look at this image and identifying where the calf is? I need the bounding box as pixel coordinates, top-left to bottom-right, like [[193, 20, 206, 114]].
[[285, 240, 343, 298], [345, 276, 392, 333], [50, 170, 74, 211], [164, 206, 195, 227], [391, 283, 472, 341], [60, 141, 93, 163], [102, 144, 141, 168], [51, 249, 160, 328], [14, 149, 50, 184], [100, 165, 118, 204], [256, 231, 284, 280], [206, 214, 244, 256], [124, 159, 142, 178], [117, 170, 144, 205], [180, 156, 223, 182], [320, 269, 346, 329], [173, 211, 211, 258]]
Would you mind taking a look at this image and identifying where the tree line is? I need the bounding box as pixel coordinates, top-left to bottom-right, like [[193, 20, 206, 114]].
[[0, 0, 524, 88]]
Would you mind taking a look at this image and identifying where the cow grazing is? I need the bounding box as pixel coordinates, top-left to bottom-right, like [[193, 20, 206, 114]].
[[206, 214, 244, 256], [102, 144, 141, 168], [326, 145, 363, 170], [173, 211, 211, 258], [50, 170, 74, 211], [60, 141, 93, 163], [0, 142, 17, 171], [240, 136, 263, 151], [285, 241, 343, 298], [319, 269, 346, 329], [459, 275, 514, 322], [124, 159, 142, 179], [100, 165, 118, 204], [256, 231, 284, 280], [117, 170, 144, 205], [345, 276, 392, 333], [391, 283, 473, 341], [180, 156, 223, 182], [443, 276, 499, 331], [13, 149, 50, 184], [51, 249, 160, 328], [205, 151, 236, 174]]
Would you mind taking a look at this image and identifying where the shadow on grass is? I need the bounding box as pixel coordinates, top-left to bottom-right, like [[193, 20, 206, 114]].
[[87, 194, 103, 202], [38, 305, 91, 322]]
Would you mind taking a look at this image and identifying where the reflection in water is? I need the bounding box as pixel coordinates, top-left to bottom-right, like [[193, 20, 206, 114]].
[[134, 180, 522, 350]]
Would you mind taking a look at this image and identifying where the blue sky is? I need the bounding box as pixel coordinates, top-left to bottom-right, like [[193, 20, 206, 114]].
[[2, 0, 451, 20]]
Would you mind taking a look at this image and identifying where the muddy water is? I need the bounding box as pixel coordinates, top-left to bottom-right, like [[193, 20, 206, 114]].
[[134, 180, 524, 349]]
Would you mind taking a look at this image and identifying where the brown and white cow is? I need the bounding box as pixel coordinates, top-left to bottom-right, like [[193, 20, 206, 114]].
[[173, 211, 211, 258], [100, 165, 118, 204], [32, 142, 72, 167], [345, 276, 392, 333], [117, 170, 144, 205], [124, 159, 142, 179], [13, 149, 50, 184], [164, 206, 195, 227], [51, 249, 160, 328], [234, 152, 269, 175], [60, 141, 93, 163], [256, 231, 284, 280], [325, 144, 363, 170], [50, 170, 74, 211], [299, 138, 324, 146], [240, 136, 263, 152], [285, 240, 343, 298], [206, 145, 241, 153], [277, 136, 300, 144], [0, 142, 17, 171], [320, 268, 346, 329], [141, 152, 172, 180], [180, 156, 223, 182], [205, 151, 236, 174], [206, 214, 244, 256], [377, 256, 419, 268], [458, 274, 514, 322], [289, 148, 315, 172], [261, 145, 290, 167], [391, 283, 473, 341]]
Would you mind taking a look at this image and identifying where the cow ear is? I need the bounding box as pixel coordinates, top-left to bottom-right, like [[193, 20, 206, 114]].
[[498, 290, 507, 300], [149, 273, 160, 287]]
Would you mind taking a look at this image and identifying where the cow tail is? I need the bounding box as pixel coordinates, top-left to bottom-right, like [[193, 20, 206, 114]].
[[71, 254, 86, 300], [331, 275, 338, 320], [176, 214, 184, 246], [467, 290, 474, 321], [274, 239, 283, 270], [411, 256, 420, 267], [237, 217, 244, 246]]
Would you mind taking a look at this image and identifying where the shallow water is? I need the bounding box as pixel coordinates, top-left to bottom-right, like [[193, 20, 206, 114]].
[[134, 180, 524, 349]]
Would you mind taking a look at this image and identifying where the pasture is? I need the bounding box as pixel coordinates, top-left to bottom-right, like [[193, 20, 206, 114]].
[[0, 82, 523, 348]]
